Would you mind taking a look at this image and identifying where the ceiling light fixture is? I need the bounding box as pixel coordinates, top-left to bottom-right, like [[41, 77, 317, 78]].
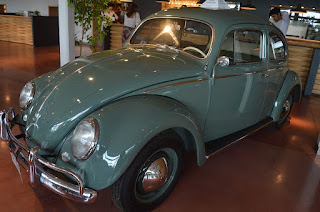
[[240, 0, 256, 11], [290, 4, 306, 14]]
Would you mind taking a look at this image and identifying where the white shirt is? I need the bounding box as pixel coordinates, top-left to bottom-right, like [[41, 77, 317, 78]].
[[124, 12, 141, 28], [270, 11, 290, 35], [105, 10, 118, 22], [102, 10, 118, 30]]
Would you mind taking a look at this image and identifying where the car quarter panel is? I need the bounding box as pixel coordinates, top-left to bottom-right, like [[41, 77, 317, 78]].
[[259, 26, 289, 120], [55, 95, 206, 190], [270, 70, 302, 122]]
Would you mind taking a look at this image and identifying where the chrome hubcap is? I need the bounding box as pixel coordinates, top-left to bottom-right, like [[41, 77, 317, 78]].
[[280, 99, 290, 119], [142, 157, 169, 193]]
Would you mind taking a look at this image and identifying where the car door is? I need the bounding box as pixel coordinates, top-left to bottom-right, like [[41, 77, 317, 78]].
[[204, 26, 269, 141], [259, 29, 288, 119]]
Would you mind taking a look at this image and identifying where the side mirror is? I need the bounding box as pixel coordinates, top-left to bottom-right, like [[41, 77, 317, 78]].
[[216, 56, 230, 67]]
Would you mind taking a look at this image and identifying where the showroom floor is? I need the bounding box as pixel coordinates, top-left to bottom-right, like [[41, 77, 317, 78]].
[[0, 41, 320, 211]]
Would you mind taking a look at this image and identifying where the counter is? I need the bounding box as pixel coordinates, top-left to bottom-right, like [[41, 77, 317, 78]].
[[0, 15, 33, 45], [287, 37, 320, 95], [109, 23, 123, 50], [0, 15, 59, 46]]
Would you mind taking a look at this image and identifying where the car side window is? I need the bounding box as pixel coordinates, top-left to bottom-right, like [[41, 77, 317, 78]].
[[269, 32, 285, 60], [219, 29, 263, 64], [219, 31, 234, 63]]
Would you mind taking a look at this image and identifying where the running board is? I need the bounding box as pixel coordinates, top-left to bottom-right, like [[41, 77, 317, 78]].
[[205, 117, 273, 157]]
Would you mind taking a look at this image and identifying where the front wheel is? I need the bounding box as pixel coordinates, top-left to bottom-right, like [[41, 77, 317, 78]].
[[111, 131, 184, 212]]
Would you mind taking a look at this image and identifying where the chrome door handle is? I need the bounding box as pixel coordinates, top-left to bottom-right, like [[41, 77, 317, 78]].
[[261, 73, 269, 78]]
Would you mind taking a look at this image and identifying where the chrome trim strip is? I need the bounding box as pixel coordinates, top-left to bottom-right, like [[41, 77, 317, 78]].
[[215, 70, 270, 79], [206, 119, 274, 159], [144, 78, 209, 93], [268, 68, 278, 72], [268, 67, 287, 72], [3, 108, 97, 203]]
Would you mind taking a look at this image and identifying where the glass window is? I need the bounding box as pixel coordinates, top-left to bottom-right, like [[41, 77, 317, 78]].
[[130, 18, 213, 58], [269, 8, 320, 41], [269, 32, 285, 60], [219, 31, 234, 63], [219, 29, 263, 64]]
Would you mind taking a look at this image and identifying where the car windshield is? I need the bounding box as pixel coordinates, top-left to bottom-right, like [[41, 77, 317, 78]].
[[130, 18, 214, 59]]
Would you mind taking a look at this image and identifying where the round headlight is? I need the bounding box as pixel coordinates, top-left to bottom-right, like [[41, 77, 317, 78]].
[[19, 82, 35, 110], [71, 117, 99, 160]]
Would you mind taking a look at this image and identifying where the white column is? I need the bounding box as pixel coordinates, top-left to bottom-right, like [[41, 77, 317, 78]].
[[58, 0, 75, 66]]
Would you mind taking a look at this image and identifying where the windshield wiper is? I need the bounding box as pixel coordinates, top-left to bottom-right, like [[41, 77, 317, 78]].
[[128, 43, 180, 54], [128, 43, 146, 48], [156, 44, 180, 54]]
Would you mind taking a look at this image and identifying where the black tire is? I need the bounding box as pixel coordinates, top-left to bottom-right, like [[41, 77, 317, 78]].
[[272, 92, 293, 129], [111, 130, 185, 212]]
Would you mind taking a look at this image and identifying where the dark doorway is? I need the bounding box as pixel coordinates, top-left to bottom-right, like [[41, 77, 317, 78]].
[[0, 4, 6, 13]]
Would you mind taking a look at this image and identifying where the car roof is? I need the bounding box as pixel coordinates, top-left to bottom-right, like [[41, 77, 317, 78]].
[[149, 7, 271, 27]]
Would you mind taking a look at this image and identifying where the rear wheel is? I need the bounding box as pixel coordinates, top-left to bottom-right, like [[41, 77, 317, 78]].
[[273, 93, 293, 128], [111, 131, 184, 212]]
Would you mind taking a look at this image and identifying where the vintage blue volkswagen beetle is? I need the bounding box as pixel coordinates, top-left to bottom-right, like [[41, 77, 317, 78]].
[[0, 7, 301, 212]]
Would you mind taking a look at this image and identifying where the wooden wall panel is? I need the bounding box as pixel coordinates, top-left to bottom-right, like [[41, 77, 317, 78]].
[[312, 66, 320, 95], [288, 45, 314, 90], [0, 15, 33, 45], [110, 24, 123, 50]]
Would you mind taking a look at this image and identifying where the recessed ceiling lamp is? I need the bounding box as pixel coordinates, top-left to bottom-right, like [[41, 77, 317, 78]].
[[240, 0, 256, 10], [290, 3, 306, 13]]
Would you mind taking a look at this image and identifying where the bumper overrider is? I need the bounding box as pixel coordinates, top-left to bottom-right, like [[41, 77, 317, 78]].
[[0, 108, 97, 203]]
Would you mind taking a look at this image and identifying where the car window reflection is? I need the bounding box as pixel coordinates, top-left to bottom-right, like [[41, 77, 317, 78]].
[[130, 18, 213, 58]]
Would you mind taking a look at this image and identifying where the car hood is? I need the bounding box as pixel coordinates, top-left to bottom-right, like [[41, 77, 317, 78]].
[[25, 47, 204, 150]]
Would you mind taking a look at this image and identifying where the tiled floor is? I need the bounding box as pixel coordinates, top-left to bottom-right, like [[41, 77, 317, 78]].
[[0, 41, 320, 211]]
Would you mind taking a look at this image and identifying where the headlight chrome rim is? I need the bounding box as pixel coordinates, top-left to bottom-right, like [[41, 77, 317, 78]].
[[71, 117, 99, 160], [19, 81, 35, 110]]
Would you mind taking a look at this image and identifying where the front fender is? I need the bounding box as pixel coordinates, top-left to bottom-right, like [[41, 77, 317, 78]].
[[56, 95, 206, 190], [271, 70, 301, 122]]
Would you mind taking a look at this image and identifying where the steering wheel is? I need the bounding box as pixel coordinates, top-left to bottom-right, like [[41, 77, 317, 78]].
[[182, 46, 206, 58]]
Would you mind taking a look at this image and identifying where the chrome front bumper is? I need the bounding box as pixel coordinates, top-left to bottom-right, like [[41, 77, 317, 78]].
[[0, 108, 97, 203]]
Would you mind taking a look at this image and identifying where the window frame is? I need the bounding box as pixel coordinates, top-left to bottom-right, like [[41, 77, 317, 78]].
[[218, 27, 266, 65], [268, 30, 287, 62]]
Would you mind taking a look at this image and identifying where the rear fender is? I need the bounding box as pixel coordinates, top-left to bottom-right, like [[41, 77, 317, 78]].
[[271, 70, 301, 122], [56, 95, 206, 190]]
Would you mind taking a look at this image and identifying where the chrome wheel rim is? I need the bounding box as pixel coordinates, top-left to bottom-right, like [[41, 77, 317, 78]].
[[135, 148, 178, 203], [279, 99, 291, 119], [142, 157, 169, 193]]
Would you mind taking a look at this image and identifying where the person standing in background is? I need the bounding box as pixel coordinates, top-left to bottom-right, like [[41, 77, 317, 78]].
[[122, 4, 141, 46], [103, 5, 118, 50], [269, 8, 290, 35], [105, 5, 119, 22]]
